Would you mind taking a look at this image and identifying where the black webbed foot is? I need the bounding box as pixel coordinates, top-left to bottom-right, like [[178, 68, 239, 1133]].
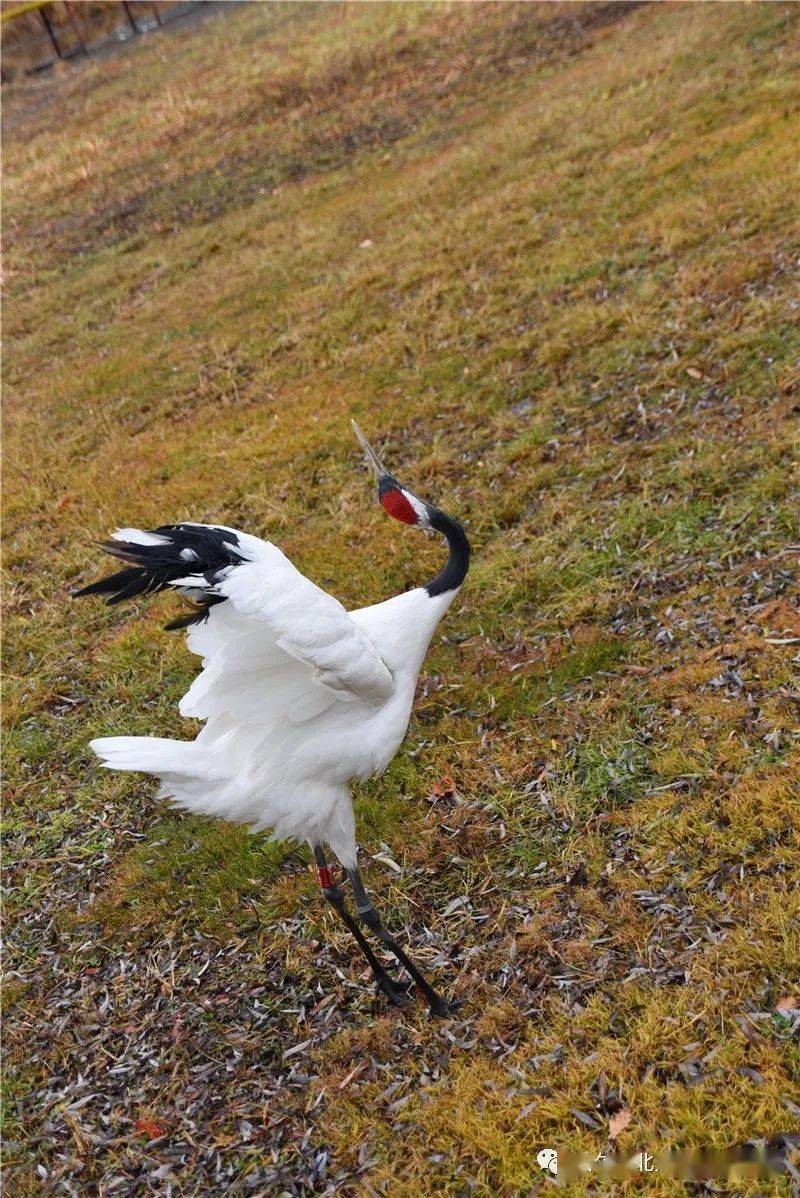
[[375, 974, 415, 1007], [426, 994, 462, 1018]]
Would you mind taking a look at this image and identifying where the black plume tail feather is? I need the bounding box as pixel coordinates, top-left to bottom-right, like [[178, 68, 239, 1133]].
[[95, 539, 151, 564], [72, 566, 144, 598], [163, 595, 227, 631], [73, 523, 243, 630]]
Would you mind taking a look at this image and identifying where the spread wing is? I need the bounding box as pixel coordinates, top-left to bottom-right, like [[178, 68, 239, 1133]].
[[74, 522, 395, 718]]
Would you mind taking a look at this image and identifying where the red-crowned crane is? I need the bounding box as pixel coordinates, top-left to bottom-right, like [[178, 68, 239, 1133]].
[[75, 422, 470, 1015]]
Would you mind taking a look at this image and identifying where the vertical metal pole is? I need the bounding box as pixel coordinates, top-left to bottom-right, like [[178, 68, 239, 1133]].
[[63, 1, 87, 55], [39, 5, 63, 59], [121, 1, 139, 36]]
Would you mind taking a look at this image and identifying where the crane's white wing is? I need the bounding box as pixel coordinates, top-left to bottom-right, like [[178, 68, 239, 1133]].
[[179, 610, 345, 726], [167, 524, 396, 709], [79, 522, 395, 721]]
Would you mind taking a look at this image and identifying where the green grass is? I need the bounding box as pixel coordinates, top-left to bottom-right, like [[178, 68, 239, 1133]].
[[3, 2, 799, 1195]]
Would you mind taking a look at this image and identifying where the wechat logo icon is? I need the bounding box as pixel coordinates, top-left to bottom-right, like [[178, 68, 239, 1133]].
[[537, 1148, 557, 1175]]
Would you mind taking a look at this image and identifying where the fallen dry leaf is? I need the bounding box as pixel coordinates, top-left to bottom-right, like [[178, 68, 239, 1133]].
[[135, 1117, 166, 1139], [755, 598, 800, 636], [608, 1108, 632, 1138], [775, 996, 797, 1015], [686, 366, 704, 380], [432, 776, 457, 799], [338, 1061, 367, 1089]]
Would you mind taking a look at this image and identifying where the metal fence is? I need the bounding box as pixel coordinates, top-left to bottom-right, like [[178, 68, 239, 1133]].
[[1, 1, 205, 78]]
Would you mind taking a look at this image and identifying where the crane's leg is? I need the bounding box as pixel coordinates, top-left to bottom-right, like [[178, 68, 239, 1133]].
[[347, 866, 460, 1018], [312, 848, 413, 1007]]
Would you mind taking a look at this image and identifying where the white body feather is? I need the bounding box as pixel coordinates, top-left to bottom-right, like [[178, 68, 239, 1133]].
[[91, 525, 458, 868]]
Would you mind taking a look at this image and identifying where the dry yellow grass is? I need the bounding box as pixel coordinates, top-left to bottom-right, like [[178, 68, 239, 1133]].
[[3, 3, 798, 1194]]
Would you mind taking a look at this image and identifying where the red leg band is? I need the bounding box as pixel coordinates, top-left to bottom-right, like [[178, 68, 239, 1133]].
[[318, 866, 336, 890]]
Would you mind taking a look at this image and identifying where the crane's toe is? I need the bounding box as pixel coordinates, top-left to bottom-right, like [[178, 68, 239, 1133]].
[[426, 994, 462, 1019], [375, 974, 415, 1007]]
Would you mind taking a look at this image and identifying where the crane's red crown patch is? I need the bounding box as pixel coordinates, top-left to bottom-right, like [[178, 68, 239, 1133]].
[[380, 487, 418, 525]]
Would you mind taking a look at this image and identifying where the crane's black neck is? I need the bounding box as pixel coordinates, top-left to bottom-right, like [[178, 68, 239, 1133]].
[[425, 507, 471, 597]]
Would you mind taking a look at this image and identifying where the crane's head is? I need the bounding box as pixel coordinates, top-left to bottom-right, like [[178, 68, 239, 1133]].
[[352, 420, 433, 530]]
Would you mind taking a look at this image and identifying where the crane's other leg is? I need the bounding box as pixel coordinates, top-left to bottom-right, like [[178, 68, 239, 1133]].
[[312, 848, 412, 1008], [348, 866, 460, 1018]]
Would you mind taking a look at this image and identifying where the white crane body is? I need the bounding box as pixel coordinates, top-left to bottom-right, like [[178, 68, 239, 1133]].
[[94, 569, 456, 867]]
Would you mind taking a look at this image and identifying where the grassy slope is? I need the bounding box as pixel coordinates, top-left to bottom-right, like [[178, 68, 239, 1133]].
[[3, 3, 799, 1194]]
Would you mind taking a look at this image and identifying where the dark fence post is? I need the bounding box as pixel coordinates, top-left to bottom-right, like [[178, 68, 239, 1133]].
[[121, 1, 139, 36], [39, 4, 63, 59], [63, 1, 87, 55]]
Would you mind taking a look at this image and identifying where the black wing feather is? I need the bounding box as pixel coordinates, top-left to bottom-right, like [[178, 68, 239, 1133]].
[[73, 524, 244, 629], [163, 594, 228, 631], [73, 566, 144, 597]]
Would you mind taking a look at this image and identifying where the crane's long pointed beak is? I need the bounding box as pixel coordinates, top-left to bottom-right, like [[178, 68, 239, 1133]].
[[351, 420, 389, 480]]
